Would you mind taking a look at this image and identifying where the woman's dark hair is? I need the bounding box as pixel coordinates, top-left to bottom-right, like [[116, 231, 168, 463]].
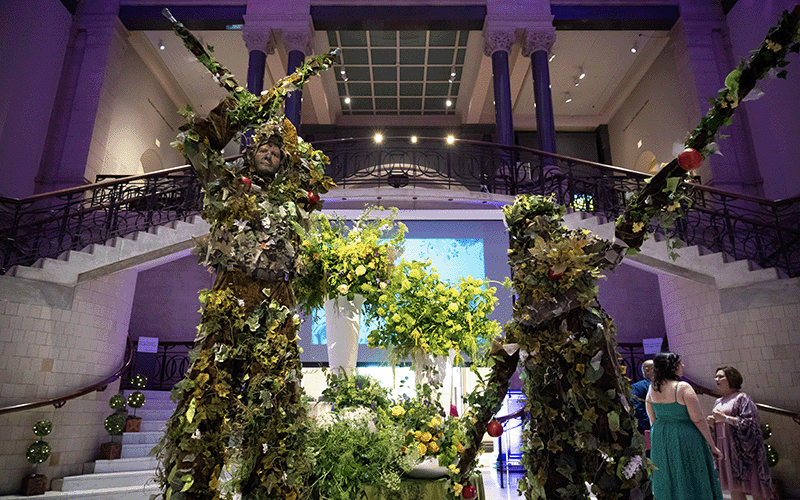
[[715, 366, 743, 390], [653, 352, 682, 391]]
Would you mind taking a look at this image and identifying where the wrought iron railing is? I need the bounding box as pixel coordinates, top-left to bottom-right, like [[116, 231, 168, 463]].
[[0, 165, 202, 273], [1, 138, 798, 277], [122, 341, 194, 392]]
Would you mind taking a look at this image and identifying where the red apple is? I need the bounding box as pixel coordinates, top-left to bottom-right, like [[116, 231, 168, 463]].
[[487, 420, 503, 438], [462, 484, 477, 499], [241, 177, 252, 191], [677, 148, 703, 171], [307, 191, 321, 205]]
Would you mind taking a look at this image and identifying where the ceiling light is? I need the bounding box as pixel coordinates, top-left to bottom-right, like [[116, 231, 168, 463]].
[[451, 69, 457, 77], [579, 67, 586, 79], [344, 97, 351, 104], [565, 92, 572, 103], [631, 35, 640, 53], [374, 133, 383, 144], [158, 39, 165, 50], [411, 136, 418, 143], [446, 100, 452, 107], [549, 53, 555, 62], [573, 77, 580, 87], [446, 135, 455, 144], [340, 69, 348, 81]]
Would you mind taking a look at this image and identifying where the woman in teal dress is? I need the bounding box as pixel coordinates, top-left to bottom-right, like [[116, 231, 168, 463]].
[[646, 352, 723, 500]]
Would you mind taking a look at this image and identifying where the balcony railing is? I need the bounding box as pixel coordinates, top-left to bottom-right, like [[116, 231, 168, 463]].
[[1, 138, 798, 278]]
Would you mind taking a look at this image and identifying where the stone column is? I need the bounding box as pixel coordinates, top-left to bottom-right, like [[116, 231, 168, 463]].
[[674, 0, 762, 195], [282, 28, 313, 131], [241, 19, 275, 96], [483, 30, 515, 148], [36, 3, 126, 193], [522, 27, 556, 154]]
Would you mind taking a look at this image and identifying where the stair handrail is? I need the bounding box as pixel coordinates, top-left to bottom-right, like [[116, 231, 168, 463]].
[[1, 140, 798, 277], [0, 337, 134, 416], [685, 376, 800, 425]]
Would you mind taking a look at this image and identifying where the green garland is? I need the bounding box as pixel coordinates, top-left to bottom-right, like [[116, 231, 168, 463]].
[[616, 7, 800, 251]]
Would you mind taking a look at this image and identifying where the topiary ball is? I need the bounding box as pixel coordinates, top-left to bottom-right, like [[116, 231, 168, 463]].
[[26, 440, 51, 464], [109, 394, 126, 411], [761, 422, 772, 440], [131, 374, 148, 389], [127, 391, 146, 409], [765, 444, 779, 467], [32, 419, 52, 437], [104, 413, 125, 435]]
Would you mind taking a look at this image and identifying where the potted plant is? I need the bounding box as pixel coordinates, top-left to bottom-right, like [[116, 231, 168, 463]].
[[21, 419, 52, 495], [98, 395, 126, 460], [124, 374, 147, 432]]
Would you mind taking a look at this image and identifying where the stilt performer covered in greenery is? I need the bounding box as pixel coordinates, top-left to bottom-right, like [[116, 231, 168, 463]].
[[454, 7, 799, 500], [153, 9, 338, 500]]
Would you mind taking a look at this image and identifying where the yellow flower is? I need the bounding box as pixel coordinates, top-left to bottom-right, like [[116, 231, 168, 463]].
[[448, 464, 460, 474], [429, 416, 442, 427], [427, 441, 439, 454], [337, 284, 349, 294], [632, 221, 645, 233], [456, 442, 464, 453], [453, 483, 463, 496], [413, 430, 422, 439], [447, 303, 458, 313], [391, 406, 406, 417], [420, 431, 433, 443], [417, 442, 428, 455], [355, 265, 367, 276]]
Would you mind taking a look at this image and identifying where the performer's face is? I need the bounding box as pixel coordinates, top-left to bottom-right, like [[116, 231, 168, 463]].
[[254, 143, 281, 177]]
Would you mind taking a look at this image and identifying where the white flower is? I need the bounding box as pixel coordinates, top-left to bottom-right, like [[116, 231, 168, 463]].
[[237, 299, 245, 307], [337, 284, 349, 295], [234, 219, 249, 232], [262, 442, 269, 453], [622, 455, 643, 479], [191, 429, 201, 439]]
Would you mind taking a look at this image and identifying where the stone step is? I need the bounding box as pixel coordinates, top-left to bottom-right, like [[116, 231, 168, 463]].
[[92, 456, 158, 474], [0, 484, 159, 500], [121, 444, 156, 459], [52, 471, 155, 492], [122, 431, 162, 446]]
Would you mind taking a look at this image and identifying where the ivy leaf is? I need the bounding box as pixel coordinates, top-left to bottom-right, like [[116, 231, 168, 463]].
[[608, 411, 621, 433], [180, 474, 195, 492], [186, 399, 196, 423], [777, 69, 788, 79]]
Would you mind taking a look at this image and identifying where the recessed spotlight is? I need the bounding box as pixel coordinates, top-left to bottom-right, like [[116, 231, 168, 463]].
[[344, 97, 351, 104], [446, 100, 452, 107], [411, 136, 418, 143], [565, 92, 572, 103], [374, 133, 383, 143], [549, 53, 555, 62], [158, 39, 165, 50], [579, 67, 586, 79], [446, 135, 455, 144], [574, 77, 580, 87], [637, 139, 643, 149]]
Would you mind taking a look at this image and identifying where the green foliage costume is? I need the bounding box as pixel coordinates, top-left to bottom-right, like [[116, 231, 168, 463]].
[[154, 10, 337, 500]]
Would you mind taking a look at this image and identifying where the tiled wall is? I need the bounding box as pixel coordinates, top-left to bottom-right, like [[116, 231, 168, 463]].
[[659, 274, 800, 497], [0, 270, 137, 495]]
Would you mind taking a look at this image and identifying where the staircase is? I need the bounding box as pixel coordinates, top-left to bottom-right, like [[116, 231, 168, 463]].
[[562, 211, 780, 288], [1, 391, 175, 500], [5, 217, 209, 286]]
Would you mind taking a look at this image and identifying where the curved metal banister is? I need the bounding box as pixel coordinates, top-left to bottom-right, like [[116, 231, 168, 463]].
[[0, 337, 134, 416], [1, 138, 798, 277]]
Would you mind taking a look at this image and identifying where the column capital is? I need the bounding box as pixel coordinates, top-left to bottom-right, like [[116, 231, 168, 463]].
[[282, 28, 313, 56], [483, 29, 516, 57], [241, 19, 275, 55], [521, 27, 556, 57]]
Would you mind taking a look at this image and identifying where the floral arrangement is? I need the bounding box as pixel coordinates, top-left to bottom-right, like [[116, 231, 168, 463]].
[[294, 206, 406, 315], [615, 7, 800, 253], [320, 370, 393, 412], [367, 259, 502, 366], [308, 373, 472, 500]]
